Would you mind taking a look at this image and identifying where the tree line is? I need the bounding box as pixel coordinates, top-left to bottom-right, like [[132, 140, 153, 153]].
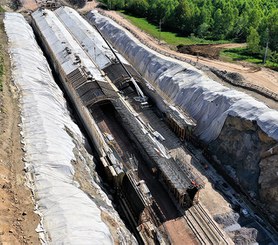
[[99, 0, 278, 63]]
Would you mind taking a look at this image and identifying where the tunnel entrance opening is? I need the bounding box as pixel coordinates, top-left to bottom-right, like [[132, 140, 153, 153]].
[[90, 101, 139, 168], [187, 187, 199, 205], [90, 100, 185, 221]]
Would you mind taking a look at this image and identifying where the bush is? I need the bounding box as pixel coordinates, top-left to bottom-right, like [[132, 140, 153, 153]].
[[269, 50, 278, 63]]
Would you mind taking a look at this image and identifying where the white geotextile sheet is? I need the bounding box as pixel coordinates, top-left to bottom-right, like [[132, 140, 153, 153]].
[[54, 6, 129, 70], [88, 10, 278, 142], [4, 12, 113, 244]]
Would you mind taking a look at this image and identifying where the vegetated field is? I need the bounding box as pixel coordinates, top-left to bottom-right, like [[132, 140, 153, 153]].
[[221, 47, 278, 71], [120, 12, 228, 47], [119, 11, 278, 71]]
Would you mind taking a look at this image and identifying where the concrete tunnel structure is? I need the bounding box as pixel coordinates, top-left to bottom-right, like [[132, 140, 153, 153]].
[[30, 8, 208, 243], [31, 6, 204, 212]]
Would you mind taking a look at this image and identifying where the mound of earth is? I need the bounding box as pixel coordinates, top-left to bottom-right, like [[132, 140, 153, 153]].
[[177, 44, 222, 59]]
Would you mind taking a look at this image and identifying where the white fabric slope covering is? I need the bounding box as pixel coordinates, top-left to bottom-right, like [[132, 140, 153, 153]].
[[4, 13, 113, 244], [54, 6, 129, 69], [88, 11, 278, 142]]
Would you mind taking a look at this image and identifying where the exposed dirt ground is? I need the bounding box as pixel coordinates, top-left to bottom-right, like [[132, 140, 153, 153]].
[[18, 0, 37, 11], [0, 14, 40, 245], [164, 218, 198, 245], [177, 43, 246, 59], [78, 0, 97, 13]]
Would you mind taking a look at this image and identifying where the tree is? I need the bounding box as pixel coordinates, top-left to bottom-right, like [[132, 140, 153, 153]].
[[247, 27, 260, 53], [267, 10, 278, 51], [148, 0, 178, 24], [99, 0, 124, 10], [125, 0, 149, 17], [174, 0, 195, 35], [199, 5, 213, 26], [232, 9, 249, 41], [212, 8, 225, 39], [248, 8, 262, 30], [269, 51, 278, 63], [222, 3, 237, 38], [197, 23, 210, 38], [109, 0, 278, 57]]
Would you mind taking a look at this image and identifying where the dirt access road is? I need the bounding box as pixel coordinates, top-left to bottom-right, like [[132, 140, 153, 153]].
[[99, 9, 278, 94]]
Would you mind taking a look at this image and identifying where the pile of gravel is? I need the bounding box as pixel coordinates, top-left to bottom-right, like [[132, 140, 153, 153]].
[[226, 72, 244, 82], [214, 212, 258, 244], [232, 227, 258, 245]]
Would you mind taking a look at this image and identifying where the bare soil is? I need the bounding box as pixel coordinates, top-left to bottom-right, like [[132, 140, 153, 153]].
[[0, 14, 40, 245], [177, 43, 246, 60], [18, 0, 37, 11], [78, 0, 97, 13], [164, 218, 198, 245]]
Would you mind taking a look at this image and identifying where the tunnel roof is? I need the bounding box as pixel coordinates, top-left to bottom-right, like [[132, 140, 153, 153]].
[[55, 6, 129, 70], [32, 9, 118, 107]]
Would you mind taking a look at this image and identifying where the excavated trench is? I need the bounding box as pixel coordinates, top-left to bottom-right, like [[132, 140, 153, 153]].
[[88, 10, 278, 231], [88, 98, 183, 219], [28, 11, 204, 243], [33, 32, 187, 242], [28, 7, 278, 244]]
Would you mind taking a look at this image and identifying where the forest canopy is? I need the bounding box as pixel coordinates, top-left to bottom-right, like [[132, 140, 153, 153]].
[[99, 0, 278, 59]]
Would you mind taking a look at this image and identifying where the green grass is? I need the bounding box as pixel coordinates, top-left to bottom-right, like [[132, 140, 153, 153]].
[[119, 11, 278, 71], [120, 11, 228, 46], [0, 6, 5, 13], [221, 47, 278, 70]]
